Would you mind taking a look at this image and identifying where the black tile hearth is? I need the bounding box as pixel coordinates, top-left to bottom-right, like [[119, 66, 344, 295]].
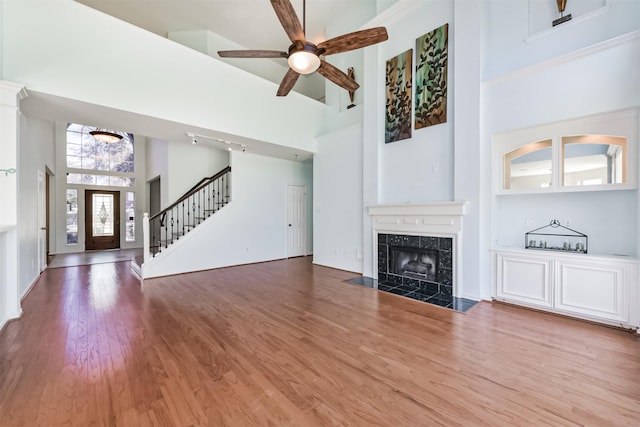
[[345, 276, 478, 313]]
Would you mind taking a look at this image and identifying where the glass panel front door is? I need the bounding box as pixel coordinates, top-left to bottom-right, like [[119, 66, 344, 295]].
[[85, 190, 120, 250]]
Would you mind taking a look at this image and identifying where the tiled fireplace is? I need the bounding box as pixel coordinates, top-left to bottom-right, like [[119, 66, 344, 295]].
[[368, 202, 475, 311], [378, 234, 453, 294]]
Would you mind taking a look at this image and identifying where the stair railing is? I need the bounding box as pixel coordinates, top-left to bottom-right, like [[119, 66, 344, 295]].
[[143, 166, 231, 261]]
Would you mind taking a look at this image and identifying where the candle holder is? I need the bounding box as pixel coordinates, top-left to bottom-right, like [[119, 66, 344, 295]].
[[525, 219, 587, 254]]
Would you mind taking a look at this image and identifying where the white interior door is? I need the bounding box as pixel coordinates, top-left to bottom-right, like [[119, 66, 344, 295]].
[[37, 170, 47, 273], [287, 185, 307, 258]]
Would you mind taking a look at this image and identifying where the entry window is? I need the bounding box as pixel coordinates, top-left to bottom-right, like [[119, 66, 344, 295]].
[[92, 193, 114, 237], [67, 173, 135, 188], [125, 192, 135, 242], [66, 123, 135, 187], [66, 189, 78, 245]]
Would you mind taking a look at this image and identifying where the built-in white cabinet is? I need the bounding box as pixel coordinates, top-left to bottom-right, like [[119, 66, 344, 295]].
[[490, 108, 639, 331], [493, 248, 638, 329], [495, 251, 553, 308]]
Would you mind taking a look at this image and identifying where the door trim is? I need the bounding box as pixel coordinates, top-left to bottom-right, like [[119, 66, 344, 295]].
[[85, 190, 121, 251], [286, 184, 307, 258]]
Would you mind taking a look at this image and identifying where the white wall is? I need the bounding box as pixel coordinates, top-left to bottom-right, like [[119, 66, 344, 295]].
[[167, 142, 229, 203], [495, 191, 637, 255], [317, 0, 639, 302], [484, 0, 640, 79], [168, 30, 325, 101], [145, 138, 169, 210], [0, 82, 21, 226], [17, 115, 55, 296], [483, 20, 640, 297], [2, 0, 326, 153], [313, 125, 364, 273], [145, 138, 230, 214], [375, 0, 455, 204], [143, 151, 313, 278], [452, 0, 485, 300], [317, 0, 486, 300]]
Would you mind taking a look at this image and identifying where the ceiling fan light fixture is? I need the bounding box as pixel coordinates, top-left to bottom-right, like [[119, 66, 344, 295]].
[[287, 49, 320, 75], [90, 129, 123, 144]]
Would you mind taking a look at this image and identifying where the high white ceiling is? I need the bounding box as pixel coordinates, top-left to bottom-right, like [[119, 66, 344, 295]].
[[76, 0, 366, 50], [75, 0, 369, 100], [19, 1, 372, 159]]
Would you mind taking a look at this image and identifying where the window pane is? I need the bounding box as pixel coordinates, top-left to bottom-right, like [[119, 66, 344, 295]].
[[96, 175, 110, 186], [81, 136, 95, 157], [114, 161, 134, 174], [94, 143, 110, 171], [82, 156, 96, 170], [67, 173, 82, 184], [66, 189, 78, 245], [66, 123, 83, 132], [67, 143, 82, 157], [67, 131, 82, 145], [125, 192, 135, 242], [82, 174, 96, 185], [110, 176, 135, 187], [67, 156, 82, 168], [66, 123, 135, 173]]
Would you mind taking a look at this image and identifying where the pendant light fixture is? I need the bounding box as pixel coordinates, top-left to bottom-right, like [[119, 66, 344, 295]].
[[90, 128, 123, 144]]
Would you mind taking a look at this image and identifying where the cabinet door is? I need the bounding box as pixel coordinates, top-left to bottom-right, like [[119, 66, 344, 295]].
[[555, 261, 628, 322], [496, 253, 553, 308]]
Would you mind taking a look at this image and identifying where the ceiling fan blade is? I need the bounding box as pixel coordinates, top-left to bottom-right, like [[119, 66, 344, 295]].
[[218, 50, 288, 58], [317, 60, 359, 92], [277, 68, 301, 96], [270, 0, 305, 43], [317, 27, 388, 55]]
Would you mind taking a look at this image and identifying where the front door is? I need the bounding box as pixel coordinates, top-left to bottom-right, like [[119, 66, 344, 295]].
[[85, 190, 120, 250]]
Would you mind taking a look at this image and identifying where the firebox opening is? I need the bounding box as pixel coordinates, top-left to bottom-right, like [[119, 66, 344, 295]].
[[390, 247, 438, 282]]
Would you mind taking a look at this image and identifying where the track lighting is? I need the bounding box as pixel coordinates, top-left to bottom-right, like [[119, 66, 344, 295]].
[[186, 132, 247, 153]]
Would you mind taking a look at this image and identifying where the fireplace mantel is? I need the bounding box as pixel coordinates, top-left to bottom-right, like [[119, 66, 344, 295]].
[[368, 201, 468, 296], [368, 201, 467, 216], [368, 202, 468, 235]]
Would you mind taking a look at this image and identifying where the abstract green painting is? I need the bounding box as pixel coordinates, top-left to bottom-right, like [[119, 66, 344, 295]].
[[415, 23, 449, 129], [385, 49, 413, 143]]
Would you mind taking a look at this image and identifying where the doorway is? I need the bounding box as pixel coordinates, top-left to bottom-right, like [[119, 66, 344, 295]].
[[286, 185, 307, 258], [85, 190, 120, 250], [37, 171, 47, 273], [149, 176, 161, 216]]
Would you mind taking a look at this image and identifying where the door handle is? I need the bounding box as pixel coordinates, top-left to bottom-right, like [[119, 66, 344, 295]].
[[288, 224, 292, 227], [40, 227, 47, 230]]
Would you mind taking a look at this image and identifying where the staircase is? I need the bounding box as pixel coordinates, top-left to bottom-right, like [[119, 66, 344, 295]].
[[145, 166, 231, 261]]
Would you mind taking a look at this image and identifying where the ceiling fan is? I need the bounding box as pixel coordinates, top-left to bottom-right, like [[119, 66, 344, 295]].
[[218, 0, 388, 96]]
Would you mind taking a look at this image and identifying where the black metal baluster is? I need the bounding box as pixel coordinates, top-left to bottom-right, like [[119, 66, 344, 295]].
[[163, 215, 168, 251], [181, 200, 185, 237]]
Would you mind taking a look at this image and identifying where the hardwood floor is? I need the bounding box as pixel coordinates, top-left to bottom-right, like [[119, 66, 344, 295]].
[[0, 257, 638, 426], [47, 248, 143, 269]]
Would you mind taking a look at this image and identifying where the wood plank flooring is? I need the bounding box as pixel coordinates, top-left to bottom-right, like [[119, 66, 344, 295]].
[[0, 256, 638, 426]]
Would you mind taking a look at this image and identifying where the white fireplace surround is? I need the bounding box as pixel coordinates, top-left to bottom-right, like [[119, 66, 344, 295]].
[[368, 202, 468, 297]]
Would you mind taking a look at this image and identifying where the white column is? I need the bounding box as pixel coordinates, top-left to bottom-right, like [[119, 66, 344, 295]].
[[143, 212, 150, 263], [0, 81, 26, 224], [0, 81, 28, 327]]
